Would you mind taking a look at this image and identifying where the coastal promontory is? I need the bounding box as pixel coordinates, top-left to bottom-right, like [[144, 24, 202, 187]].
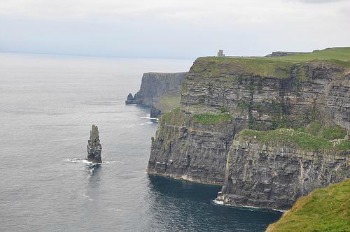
[[147, 47, 350, 210], [126, 72, 187, 117]]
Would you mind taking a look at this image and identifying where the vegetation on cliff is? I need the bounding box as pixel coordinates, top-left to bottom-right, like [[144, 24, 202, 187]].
[[267, 179, 350, 232], [191, 47, 350, 79], [191, 57, 295, 78], [300, 121, 347, 140], [268, 47, 350, 63], [157, 95, 181, 114], [240, 126, 350, 151], [240, 117, 349, 152], [193, 112, 232, 125], [161, 107, 186, 126]]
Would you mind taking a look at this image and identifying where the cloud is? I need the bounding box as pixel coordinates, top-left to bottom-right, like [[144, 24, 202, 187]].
[[296, 0, 347, 3], [0, 0, 349, 58], [0, 0, 322, 22], [0, 0, 348, 28]]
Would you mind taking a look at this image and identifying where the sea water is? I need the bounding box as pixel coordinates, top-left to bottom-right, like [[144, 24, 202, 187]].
[[0, 53, 281, 232]]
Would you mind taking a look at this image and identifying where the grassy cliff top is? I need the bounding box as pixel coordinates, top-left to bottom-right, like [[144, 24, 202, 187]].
[[192, 47, 350, 78], [267, 179, 350, 232], [240, 128, 350, 151], [266, 47, 350, 62]]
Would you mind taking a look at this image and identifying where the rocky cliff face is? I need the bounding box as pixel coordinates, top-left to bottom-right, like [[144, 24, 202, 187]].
[[216, 135, 350, 210], [181, 59, 350, 131], [148, 108, 233, 184], [147, 53, 350, 208], [126, 72, 187, 117]]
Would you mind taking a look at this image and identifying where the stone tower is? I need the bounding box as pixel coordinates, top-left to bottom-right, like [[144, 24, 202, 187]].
[[217, 50, 225, 57]]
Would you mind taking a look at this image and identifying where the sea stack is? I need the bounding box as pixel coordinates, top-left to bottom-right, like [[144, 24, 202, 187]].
[[87, 125, 102, 163]]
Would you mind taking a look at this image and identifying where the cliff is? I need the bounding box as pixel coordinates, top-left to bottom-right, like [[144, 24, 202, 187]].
[[216, 129, 350, 210], [266, 178, 350, 231], [147, 48, 350, 209], [126, 72, 187, 117]]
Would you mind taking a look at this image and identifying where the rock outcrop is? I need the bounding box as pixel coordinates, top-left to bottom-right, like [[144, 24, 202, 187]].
[[126, 72, 187, 117], [87, 125, 102, 163], [147, 48, 350, 209], [125, 93, 136, 104]]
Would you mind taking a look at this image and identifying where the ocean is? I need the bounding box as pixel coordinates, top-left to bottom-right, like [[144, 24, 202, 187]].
[[0, 53, 281, 232]]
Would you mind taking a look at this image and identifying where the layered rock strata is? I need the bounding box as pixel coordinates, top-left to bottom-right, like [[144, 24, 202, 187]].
[[87, 125, 102, 163], [125, 72, 187, 117], [148, 111, 234, 185], [216, 135, 350, 210]]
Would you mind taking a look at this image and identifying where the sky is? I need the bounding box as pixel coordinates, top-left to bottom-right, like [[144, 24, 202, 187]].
[[0, 0, 349, 59]]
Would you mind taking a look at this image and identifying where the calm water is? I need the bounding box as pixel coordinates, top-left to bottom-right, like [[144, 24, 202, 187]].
[[0, 53, 281, 232]]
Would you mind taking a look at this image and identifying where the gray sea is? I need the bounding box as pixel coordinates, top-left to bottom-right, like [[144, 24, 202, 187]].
[[0, 53, 281, 232]]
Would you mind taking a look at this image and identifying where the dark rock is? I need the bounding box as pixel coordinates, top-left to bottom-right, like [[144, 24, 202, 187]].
[[125, 93, 136, 104], [150, 105, 161, 118], [87, 125, 102, 163]]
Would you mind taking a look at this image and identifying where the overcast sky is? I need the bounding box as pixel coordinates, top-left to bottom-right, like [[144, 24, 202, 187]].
[[0, 0, 349, 58]]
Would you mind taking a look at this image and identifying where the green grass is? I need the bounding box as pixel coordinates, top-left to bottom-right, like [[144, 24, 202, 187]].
[[299, 121, 347, 140], [301, 120, 323, 136], [193, 112, 232, 125], [194, 57, 295, 78], [267, 179, 350, 232], [266, 47, 350, 63], [322, 125, 347, 140], [194, 47, 350, 78], [157, 95, 181, 113], [161, 107, 184, 126], [240, 128, 350, 151]]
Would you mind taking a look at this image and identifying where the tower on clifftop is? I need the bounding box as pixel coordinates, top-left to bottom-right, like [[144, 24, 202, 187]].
[[217, 50, 225, 57]]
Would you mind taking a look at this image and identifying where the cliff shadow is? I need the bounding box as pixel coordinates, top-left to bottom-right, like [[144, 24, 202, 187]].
[[145, 175, 282, 231]]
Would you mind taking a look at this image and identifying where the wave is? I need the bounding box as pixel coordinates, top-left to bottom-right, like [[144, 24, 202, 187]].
[[64, 158, 122, 165], [140, 122, 155, 125], [140, 116, 159, 122], [82, 193, 93, 201], [212, 199, 286, 213]]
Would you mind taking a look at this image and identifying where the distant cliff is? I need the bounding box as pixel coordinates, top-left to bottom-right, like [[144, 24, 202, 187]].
[[147, 47, 350, 209], [126, 72, 187, 117]]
